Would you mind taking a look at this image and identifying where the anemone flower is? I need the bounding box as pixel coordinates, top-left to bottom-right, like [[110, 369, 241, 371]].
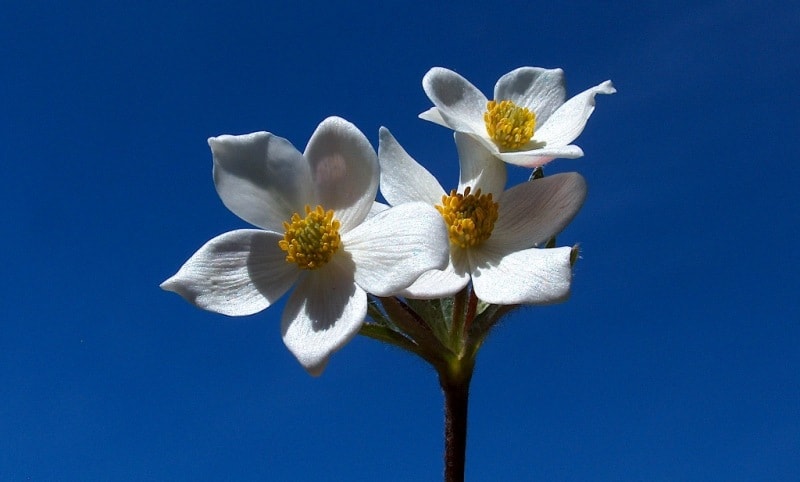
[[378, 127, 586, 304], [162, 117, 449, 375], [420, 66, 615, 168]]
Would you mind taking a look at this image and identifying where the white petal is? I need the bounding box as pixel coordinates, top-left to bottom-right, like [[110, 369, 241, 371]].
[[378, 127, 445, 206], [303, 117, 378, 233], [469, 246, 573, 305], [493, 67, 566, 126], [210, 132, 314, 231], [160, 230, 298, 316], [455, 132, 507, 196], [496, 145, 585, 168], [418, 107, 449, 127], [535, 80, 616, 147], [400, 249, 470, 299], [281, 260, 366, 376], [488, 173, 587, 251], [343, 202, 449, 296], [421, 67, 488, 136], [366, 201, 389, 220]]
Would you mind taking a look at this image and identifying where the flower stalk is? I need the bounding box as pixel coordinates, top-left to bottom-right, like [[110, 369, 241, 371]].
[[360, 285, 498, 481], [440, 367, 472, 482]]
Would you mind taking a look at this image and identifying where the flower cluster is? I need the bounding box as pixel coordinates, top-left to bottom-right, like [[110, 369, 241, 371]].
[[162, 66, 614, 376]]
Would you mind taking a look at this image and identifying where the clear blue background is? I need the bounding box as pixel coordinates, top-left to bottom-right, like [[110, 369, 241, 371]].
[[3, 0, 798, 480]]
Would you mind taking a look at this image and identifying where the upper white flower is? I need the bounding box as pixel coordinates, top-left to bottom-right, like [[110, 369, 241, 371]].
[[161, 117, 449, 375], [419, 67, 615, 168], [378, 127, 587, 305]]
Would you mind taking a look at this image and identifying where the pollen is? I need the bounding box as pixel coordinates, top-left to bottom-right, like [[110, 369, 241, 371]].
[[483, 100, 536, 151], [279, 205, 342, 270], [435, 187, 499, 249]]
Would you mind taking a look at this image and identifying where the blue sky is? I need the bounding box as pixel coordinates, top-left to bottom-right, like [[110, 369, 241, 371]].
[[2, 0, 798, 480]]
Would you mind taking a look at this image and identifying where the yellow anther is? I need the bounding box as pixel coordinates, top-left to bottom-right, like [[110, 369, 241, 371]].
[[435, 187, 499, 249], [483, 100, 536, 151], [279, 205, 341, 270]]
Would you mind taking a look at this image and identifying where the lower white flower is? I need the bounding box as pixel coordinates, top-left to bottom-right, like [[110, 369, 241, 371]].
[[161, 117, 449, 375], [378, 127, 587, 305]]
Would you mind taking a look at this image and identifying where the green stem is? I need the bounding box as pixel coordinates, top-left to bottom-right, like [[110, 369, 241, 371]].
[[379, 296, 452, 368], [463, 287, 478, 337], [361, 289, 491, 481], [405, 297, 450, 348], [450, 287, 468, 353], [440, 286, 478, 482], [358, 323, 420, 356]]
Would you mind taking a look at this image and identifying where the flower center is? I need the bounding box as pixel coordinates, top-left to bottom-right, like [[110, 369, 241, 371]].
[[279, 205, 342, 270], [435, 187, 499, 249], [483, 100, 536, 151]]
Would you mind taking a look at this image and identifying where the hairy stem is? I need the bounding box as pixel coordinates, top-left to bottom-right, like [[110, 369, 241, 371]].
[[440, 370, 472, 482]]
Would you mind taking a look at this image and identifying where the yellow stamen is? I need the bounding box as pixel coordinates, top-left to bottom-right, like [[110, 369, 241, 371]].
[[483, 100, 536, 151], [435, 187, 499, 249], [279, 205, 341, 270]]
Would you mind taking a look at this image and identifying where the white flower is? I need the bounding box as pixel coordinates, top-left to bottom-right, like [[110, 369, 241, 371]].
[[419, 67, 615, 168], [378, 127, 587, 305], [161, 117, 449, 375]]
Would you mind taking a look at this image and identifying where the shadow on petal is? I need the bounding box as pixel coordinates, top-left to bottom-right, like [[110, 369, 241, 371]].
[[467, 246, 502, 271], [282, 250, 359, 333], [280, 251, 365, 375], [310, 252, 357, 331], [244, 232, 299, 306]]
